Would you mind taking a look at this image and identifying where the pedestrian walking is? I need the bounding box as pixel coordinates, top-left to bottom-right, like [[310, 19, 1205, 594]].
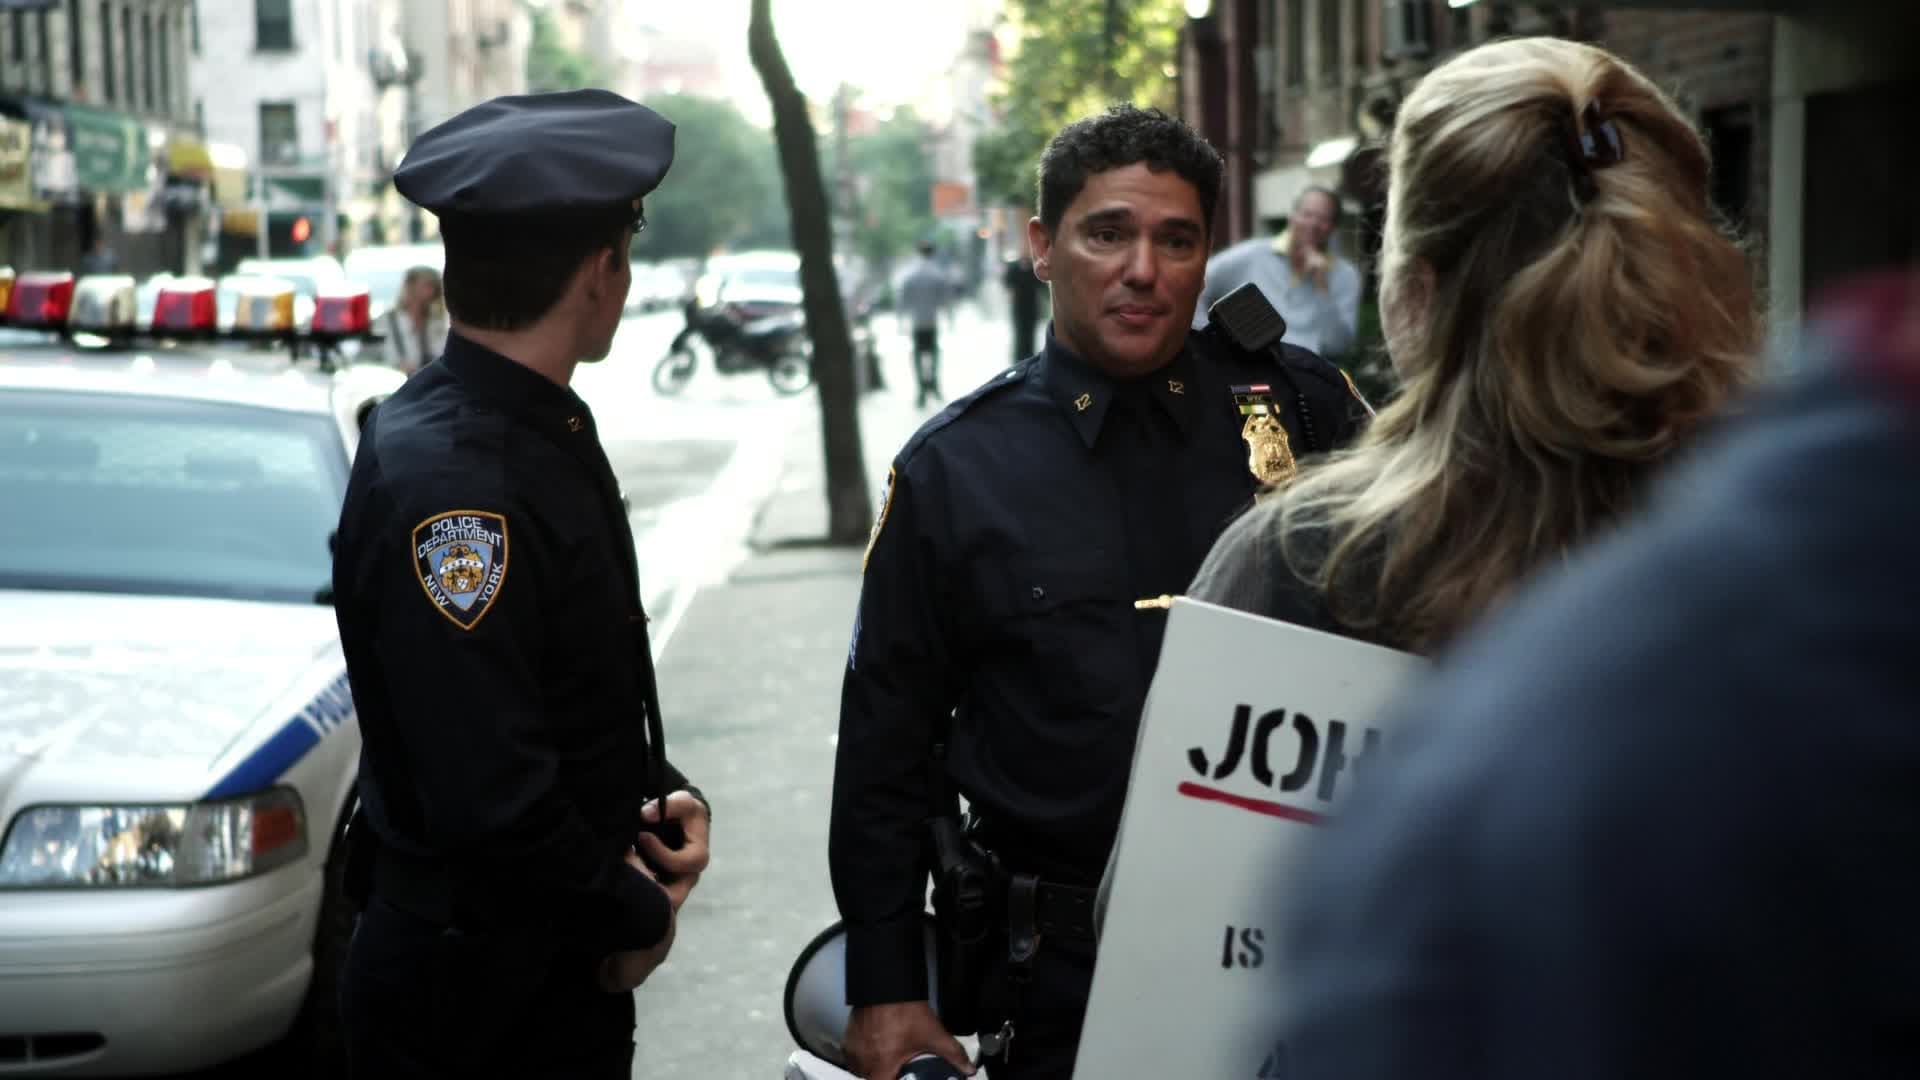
[[829, 103, 1370, 1080], [331, 89, 713, 1079], [897, 240, 951, 407]]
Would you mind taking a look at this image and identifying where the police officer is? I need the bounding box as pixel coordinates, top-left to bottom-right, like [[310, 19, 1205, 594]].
[[332, 89, 712, 1078], [830, 104, 1369, 1080]]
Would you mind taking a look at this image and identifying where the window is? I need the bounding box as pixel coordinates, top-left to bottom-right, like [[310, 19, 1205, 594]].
[[99, 1, 114, 101], [260, 101, 298, 165], [1286, 0, 1306, 88], [1382, 0, 1433, 62], [121, 5, 133, 107], [140, 12, 153, 112], [1319, 0, 1341, 83], [68, 0, 83, 94], [256, 0, 293, 51], [37, 10, 53, 94], [156, 13, 169, 115]]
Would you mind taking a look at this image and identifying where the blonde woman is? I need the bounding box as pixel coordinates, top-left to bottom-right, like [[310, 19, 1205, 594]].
[[1188, 37, 1761, 654], [380, 266, 449, 375]]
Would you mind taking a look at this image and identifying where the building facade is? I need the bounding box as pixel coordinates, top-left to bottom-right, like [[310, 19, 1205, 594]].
[[0, 0, 207, 275], [1180, 0, 1918, 343]]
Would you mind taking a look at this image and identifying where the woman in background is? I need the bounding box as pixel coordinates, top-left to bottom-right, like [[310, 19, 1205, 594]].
[[1190, 36, 1760, 654], [380, 266, 448, 375]]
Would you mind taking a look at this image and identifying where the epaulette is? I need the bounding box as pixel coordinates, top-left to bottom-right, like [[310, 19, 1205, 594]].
[[895, 361, 1031, 469], [1813, 271, 1920, 407], [1275, 342, 1376, 419]]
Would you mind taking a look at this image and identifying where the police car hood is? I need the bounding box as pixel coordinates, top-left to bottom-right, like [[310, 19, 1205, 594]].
[[0, 590, 341, 767]]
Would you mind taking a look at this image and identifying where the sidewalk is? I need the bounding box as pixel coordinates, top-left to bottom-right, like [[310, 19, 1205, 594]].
[[629, 307, 1017, 1075]]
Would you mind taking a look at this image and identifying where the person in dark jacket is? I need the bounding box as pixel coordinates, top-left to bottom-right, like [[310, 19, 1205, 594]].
[[1271, 269, 1920, 1080], [1190, 38, 1759, 652], [831, 104, 1369, 1080], [331, 90, 712, 1078]]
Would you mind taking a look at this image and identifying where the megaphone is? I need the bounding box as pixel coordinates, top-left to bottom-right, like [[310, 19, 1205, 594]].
[[784, 916, 964, 1079]]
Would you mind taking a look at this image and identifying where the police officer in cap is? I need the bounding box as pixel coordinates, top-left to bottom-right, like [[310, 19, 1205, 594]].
[[332, 89, 712, 1077], [830, 104, 1370, 1080]]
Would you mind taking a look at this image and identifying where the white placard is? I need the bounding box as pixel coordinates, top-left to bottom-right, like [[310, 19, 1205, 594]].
[[1075, 598, 1424, 1079]]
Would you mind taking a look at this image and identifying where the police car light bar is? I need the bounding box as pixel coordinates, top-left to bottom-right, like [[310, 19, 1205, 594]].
[[0, 267, 14, 315], [69, 275, 139, 336], [152, 278, 219, 334], [4, 271, 76, 328], [312, 286, 372, 336]]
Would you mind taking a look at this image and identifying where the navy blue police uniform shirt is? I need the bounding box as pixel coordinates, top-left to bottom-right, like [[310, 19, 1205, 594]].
[[831, 329, 1369, 1006], [1271, 274, 1920, 1080], [333, 333, 690, 952]]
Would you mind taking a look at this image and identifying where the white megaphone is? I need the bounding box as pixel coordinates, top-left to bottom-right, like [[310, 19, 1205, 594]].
[[783, 916, 964, 1080]]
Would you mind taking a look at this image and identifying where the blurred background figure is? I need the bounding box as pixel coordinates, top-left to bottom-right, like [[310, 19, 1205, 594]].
[[1199, 187, 1360, 360], [1187, 37, 1760, 656], [379, 266, 449, 376], [1271, 268, 1920, 1080], [1002, 246, 1046, 365], [896, 240, 952, 407], [78, 235, 120, 276]]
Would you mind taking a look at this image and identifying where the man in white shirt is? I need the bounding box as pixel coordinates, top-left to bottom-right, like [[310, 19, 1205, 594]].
[[895, 241, 951, 408], [1198, 186, 1361, 360]]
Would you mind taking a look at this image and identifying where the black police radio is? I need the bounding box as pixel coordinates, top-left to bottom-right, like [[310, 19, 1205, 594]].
[[1197, 282, 1325, 453]]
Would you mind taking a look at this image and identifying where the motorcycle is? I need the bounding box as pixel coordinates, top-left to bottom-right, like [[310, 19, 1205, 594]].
[[654, 300, 814, 397]]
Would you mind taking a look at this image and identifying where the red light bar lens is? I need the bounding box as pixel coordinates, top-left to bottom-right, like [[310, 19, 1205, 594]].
[[313, 288, 371, 335], [6, 272, 76, 327], [153, 283, 218, 332]]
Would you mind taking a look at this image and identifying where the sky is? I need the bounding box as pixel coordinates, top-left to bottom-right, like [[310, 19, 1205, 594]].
[[632, 0, 980, 122]]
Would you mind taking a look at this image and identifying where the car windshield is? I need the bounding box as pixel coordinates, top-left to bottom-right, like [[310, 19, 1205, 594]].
[[0, 390, 346, 604], [731, 268, 798, 288]]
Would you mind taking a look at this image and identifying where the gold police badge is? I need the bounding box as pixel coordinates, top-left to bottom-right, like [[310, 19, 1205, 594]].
[[413, 510, 510, 630], [1230, 384, 1297, 489]]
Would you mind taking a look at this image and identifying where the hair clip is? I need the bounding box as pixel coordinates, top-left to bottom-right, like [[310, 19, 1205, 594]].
[[1565, 100, 1625, 171]]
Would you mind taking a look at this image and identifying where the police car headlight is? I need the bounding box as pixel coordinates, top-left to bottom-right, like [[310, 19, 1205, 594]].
[[0, 787, 308, 888]]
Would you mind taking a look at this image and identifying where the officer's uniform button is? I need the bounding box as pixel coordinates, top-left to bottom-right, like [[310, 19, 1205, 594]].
[[1031, 586, 1046, 600], [567, 416, 585, 432]]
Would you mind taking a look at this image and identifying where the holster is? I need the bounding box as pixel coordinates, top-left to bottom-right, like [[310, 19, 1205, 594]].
[[928, 814, 993, 1037]]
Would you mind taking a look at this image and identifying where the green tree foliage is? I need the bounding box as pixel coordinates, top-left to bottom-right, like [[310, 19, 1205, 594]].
[[634, 94, 785, 260], [524, 6, 606, 94], [972, 0, 1187, 210], [843, 109, 936, 265]]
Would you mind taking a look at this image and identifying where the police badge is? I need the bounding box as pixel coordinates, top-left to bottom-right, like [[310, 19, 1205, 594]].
[[413, 510, 510, 630], [1230, 383, 1297, 488]]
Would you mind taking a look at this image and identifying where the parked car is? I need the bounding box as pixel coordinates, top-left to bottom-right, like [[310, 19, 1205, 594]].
[[0, 325, 402, 1075]]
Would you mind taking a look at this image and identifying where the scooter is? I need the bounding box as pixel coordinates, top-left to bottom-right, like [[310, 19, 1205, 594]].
[[654, 300, 814, 397]]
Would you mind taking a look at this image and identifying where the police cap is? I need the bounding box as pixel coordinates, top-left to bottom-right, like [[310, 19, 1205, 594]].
[[394, 88, 675, 257]]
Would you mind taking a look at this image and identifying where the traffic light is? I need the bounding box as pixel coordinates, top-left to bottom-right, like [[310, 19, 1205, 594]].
[[291, 216, 313, 244]]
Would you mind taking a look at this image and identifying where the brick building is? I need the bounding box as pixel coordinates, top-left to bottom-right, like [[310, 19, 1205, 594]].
[[1179, 0, 1918, 342]]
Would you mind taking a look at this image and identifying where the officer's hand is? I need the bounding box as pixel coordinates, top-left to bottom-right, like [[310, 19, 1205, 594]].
[[637, 792, 710, 909], [846, 1001, 974, 1079], [599, 853, 677, 992]]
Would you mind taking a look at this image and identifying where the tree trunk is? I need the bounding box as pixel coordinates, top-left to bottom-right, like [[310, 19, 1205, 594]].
[[749, 0, 872, 545]]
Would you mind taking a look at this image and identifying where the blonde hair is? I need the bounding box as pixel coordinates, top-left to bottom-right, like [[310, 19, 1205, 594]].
[[1269, 37, 1760, 653]]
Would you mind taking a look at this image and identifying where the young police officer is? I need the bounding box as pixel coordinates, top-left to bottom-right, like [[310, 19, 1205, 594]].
[[332, 90, 712, 1077], [830, 105, 1371, 1080]]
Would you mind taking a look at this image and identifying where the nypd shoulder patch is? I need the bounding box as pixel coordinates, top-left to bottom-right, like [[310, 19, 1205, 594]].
[[861, 467, 896, 574], [413, 510, 509, 630]]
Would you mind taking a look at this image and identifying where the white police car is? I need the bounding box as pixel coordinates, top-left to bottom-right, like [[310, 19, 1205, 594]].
[[0, 271, 401, 1075]]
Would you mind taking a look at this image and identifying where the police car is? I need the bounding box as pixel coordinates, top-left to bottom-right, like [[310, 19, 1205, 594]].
[[0, 269, 401, 1075]]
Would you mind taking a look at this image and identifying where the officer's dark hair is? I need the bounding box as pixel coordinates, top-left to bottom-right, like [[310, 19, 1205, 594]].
[[1036, 104, 1224, 234], [441, 218, 631, 331]]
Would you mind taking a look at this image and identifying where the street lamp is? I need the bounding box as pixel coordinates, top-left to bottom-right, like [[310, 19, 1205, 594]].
[[1448, 0, 1479, 7], [1184, 0, 1213, 18]]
